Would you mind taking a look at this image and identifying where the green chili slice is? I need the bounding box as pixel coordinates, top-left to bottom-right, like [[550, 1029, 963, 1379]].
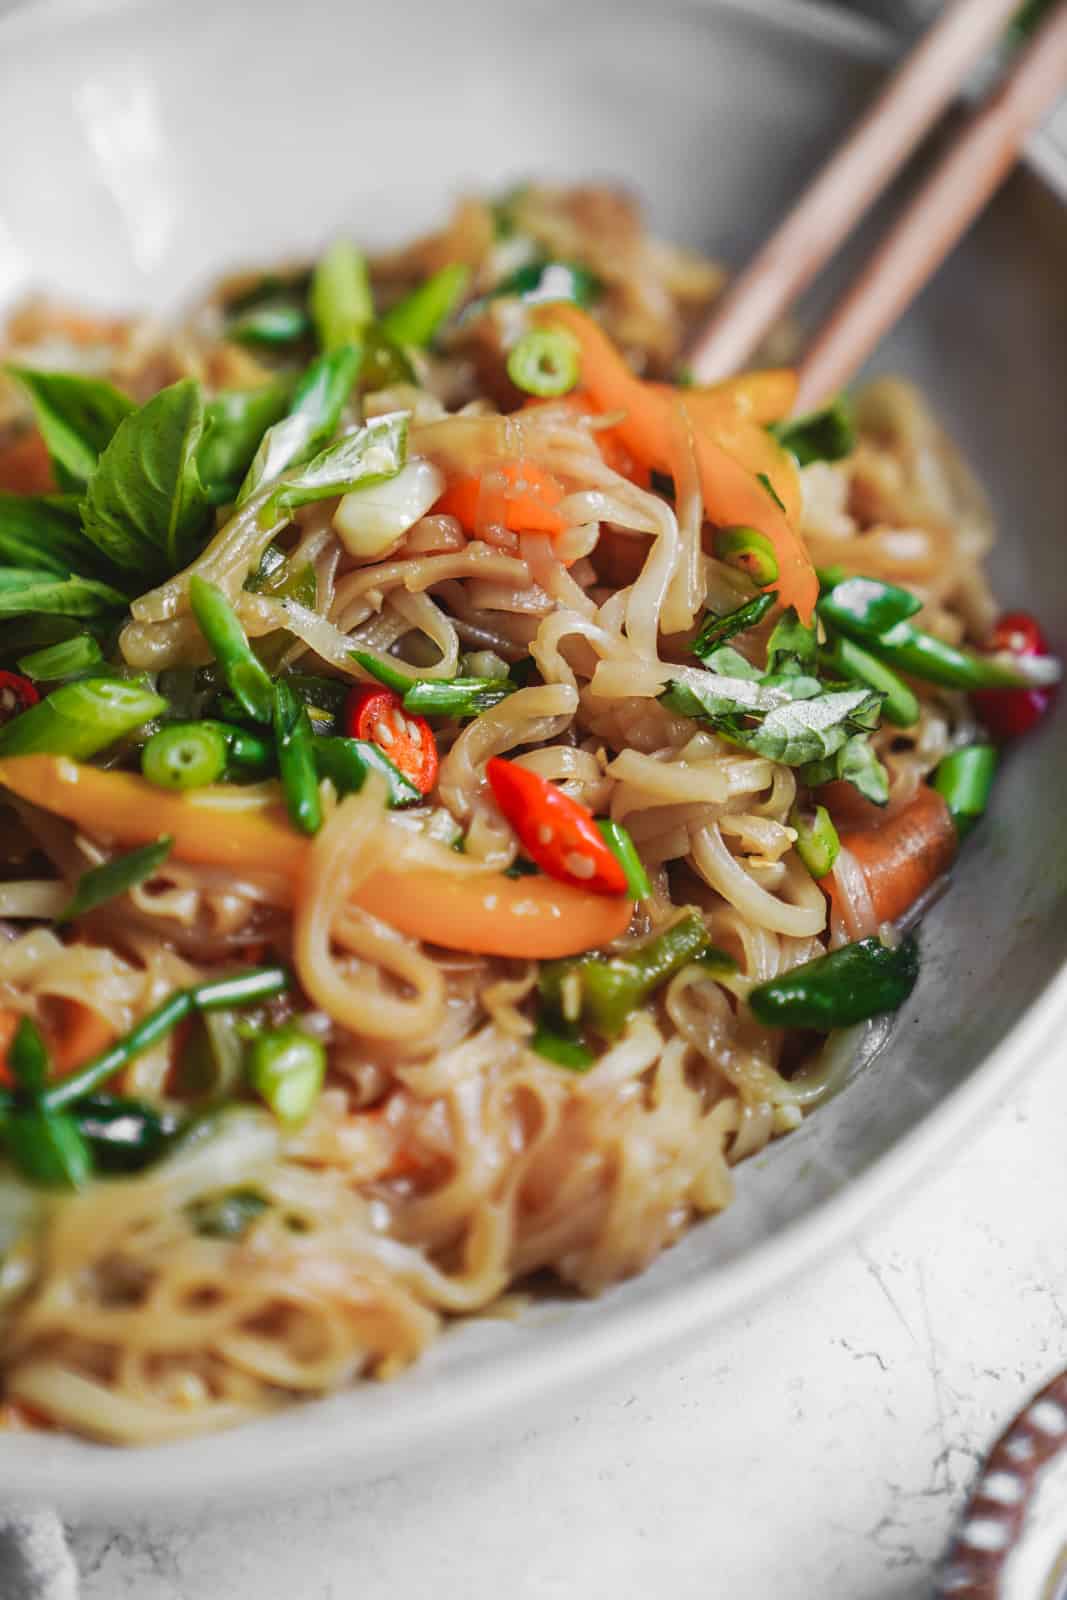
[[506, 328, 581, 397], [714, 526, 779, 587]]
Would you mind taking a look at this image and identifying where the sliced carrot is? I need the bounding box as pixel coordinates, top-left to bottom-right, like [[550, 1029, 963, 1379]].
[[50, 1000, 115, 1076], [0, 430, 54, 494], [522, 392, 651, 486], [823, 785, 957, 931], [0, 758, 632, 960], [433, 458, 567, 538], [533, 305, 818, 622], [0, 1009, 18, 1088]]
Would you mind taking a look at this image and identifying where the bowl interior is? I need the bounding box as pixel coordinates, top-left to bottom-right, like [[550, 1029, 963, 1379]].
[[0, 0, 1065, 1512]]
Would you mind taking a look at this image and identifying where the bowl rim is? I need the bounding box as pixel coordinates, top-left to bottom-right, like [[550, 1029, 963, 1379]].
[[1, 0, 1065, 1513]]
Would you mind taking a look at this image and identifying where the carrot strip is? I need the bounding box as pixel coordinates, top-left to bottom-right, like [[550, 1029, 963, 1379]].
[[662, 368, 799, 425], [0, 1009, 18, 1088], [522, 392, 651, 486], [823, 785, 957, 929], [50, 1001, 116, 1076], [0, 757, 632, 960], [534, 305, 818, 621], [433, 458, 567, 537]]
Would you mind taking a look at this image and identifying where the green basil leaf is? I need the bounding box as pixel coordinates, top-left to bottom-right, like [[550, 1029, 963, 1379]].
[[691, 591, 776, 660], [198, 379, 293, 504], [702, 645, 762, 681], [737, 687, 883, 765], [58, 836, 174, 924], [0, 492, 109, 577], [769, 399, 855, 467], [237, 347, 361, 505], [765, 606, 818, 677], [834, 733, 890, 806], [81, 379, 211, 580], [0, 568, 127, 619], [5, 367, 133, 490], [264, 411, 407, 519]]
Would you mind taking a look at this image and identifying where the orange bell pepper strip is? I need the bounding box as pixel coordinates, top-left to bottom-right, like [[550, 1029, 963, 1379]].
[[0, 757, 632, 961], [651, 368, 798, 426], [433, 458, 567, 538], [533, 305, 818, 623]]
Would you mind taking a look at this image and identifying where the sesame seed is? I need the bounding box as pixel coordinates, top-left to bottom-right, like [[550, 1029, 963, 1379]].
[[375, 721, 396, 747], [564, 851, 595, 880], [537, 824, 554, 845]]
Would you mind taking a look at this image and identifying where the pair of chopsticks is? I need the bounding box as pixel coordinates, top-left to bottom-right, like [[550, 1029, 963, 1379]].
[[688, 0, 1067, 410]]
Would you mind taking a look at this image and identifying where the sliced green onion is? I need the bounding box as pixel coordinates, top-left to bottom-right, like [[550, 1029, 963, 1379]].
[[769, 398, 855, 467], [595, 820, 651, 900], [506, 328, 580, 397], [142, 722, 228, 790], [381, 264, 470, 347], [789, 804, 840, 879], [59, 836, 174, 923], [5, 1109, 93, 1189], [0, 677, 167, 759], [9, 1016, 49, 1094], [403, 677, 515, 718], [530, 1019, 595, 1072], [349, 649, 413, 693], [44, 966, 291, 1111], [189, 1187, 269, 1239], [189, 574, 274, 724], [821, 632, 920, 727], [273, 680, 322, 835], [715, 526, 779, 587], [18, 633, 104, 682], [227, 299, 312, 347], [311, 735, 420, 807], [691, 592, 777, 660], [247, 1025, 325, 1126], [310, 239, 373, 352], [933, 745, 997, 839]]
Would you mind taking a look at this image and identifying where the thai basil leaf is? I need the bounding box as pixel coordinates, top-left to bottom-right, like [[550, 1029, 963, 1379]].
[[5, 367, 133, 490], [734, 687, 883, 765], [701, 645, 762, 681], [0, 568, 127, 618], [81, 379, 211, 580], [769, 399, 855, 467], [691, 591, 776, 660], [237, 347, 361, 505], [264, 412, 408, 519], [58, 836, 174, 923], [835, 733, 890, 806], [198, 379, 293, 504], [0, 492, 113, 578], [765, 606, 817, 677]]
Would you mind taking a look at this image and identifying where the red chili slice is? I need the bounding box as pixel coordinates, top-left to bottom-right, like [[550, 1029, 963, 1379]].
[[0, 671, 39, 729], [344, 685, 438, 795], [486, 756, 628, 896], [973, 611, 1056, 741]]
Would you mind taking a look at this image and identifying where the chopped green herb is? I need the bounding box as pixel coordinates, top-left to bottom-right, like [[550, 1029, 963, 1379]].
[[59, 836, 173, 922]]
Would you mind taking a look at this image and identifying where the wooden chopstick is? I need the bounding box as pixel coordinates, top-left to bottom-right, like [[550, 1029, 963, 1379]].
[[686, 0, 1025, 385], [795, 3, 1067, 410]]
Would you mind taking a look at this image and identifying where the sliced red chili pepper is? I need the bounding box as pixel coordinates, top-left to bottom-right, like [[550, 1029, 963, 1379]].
[[0, 671, 39, 729], [344, 685, 438, 795], [973, 611, 1056, 741], [486, 756, 629, 896]]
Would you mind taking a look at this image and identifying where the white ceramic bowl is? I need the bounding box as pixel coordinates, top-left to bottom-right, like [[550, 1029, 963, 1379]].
[[0, 0, 1064, 1515]]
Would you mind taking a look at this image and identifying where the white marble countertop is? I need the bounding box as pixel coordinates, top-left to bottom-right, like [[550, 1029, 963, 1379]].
[[66, 1044, 1067, 1600]]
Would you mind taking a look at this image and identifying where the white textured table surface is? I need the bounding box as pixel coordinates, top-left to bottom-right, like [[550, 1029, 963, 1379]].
[[66, 1046, 1067, 1600]]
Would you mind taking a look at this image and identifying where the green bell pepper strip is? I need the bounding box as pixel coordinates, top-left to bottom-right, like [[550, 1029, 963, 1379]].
[[748, 936, 919, 1030]]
